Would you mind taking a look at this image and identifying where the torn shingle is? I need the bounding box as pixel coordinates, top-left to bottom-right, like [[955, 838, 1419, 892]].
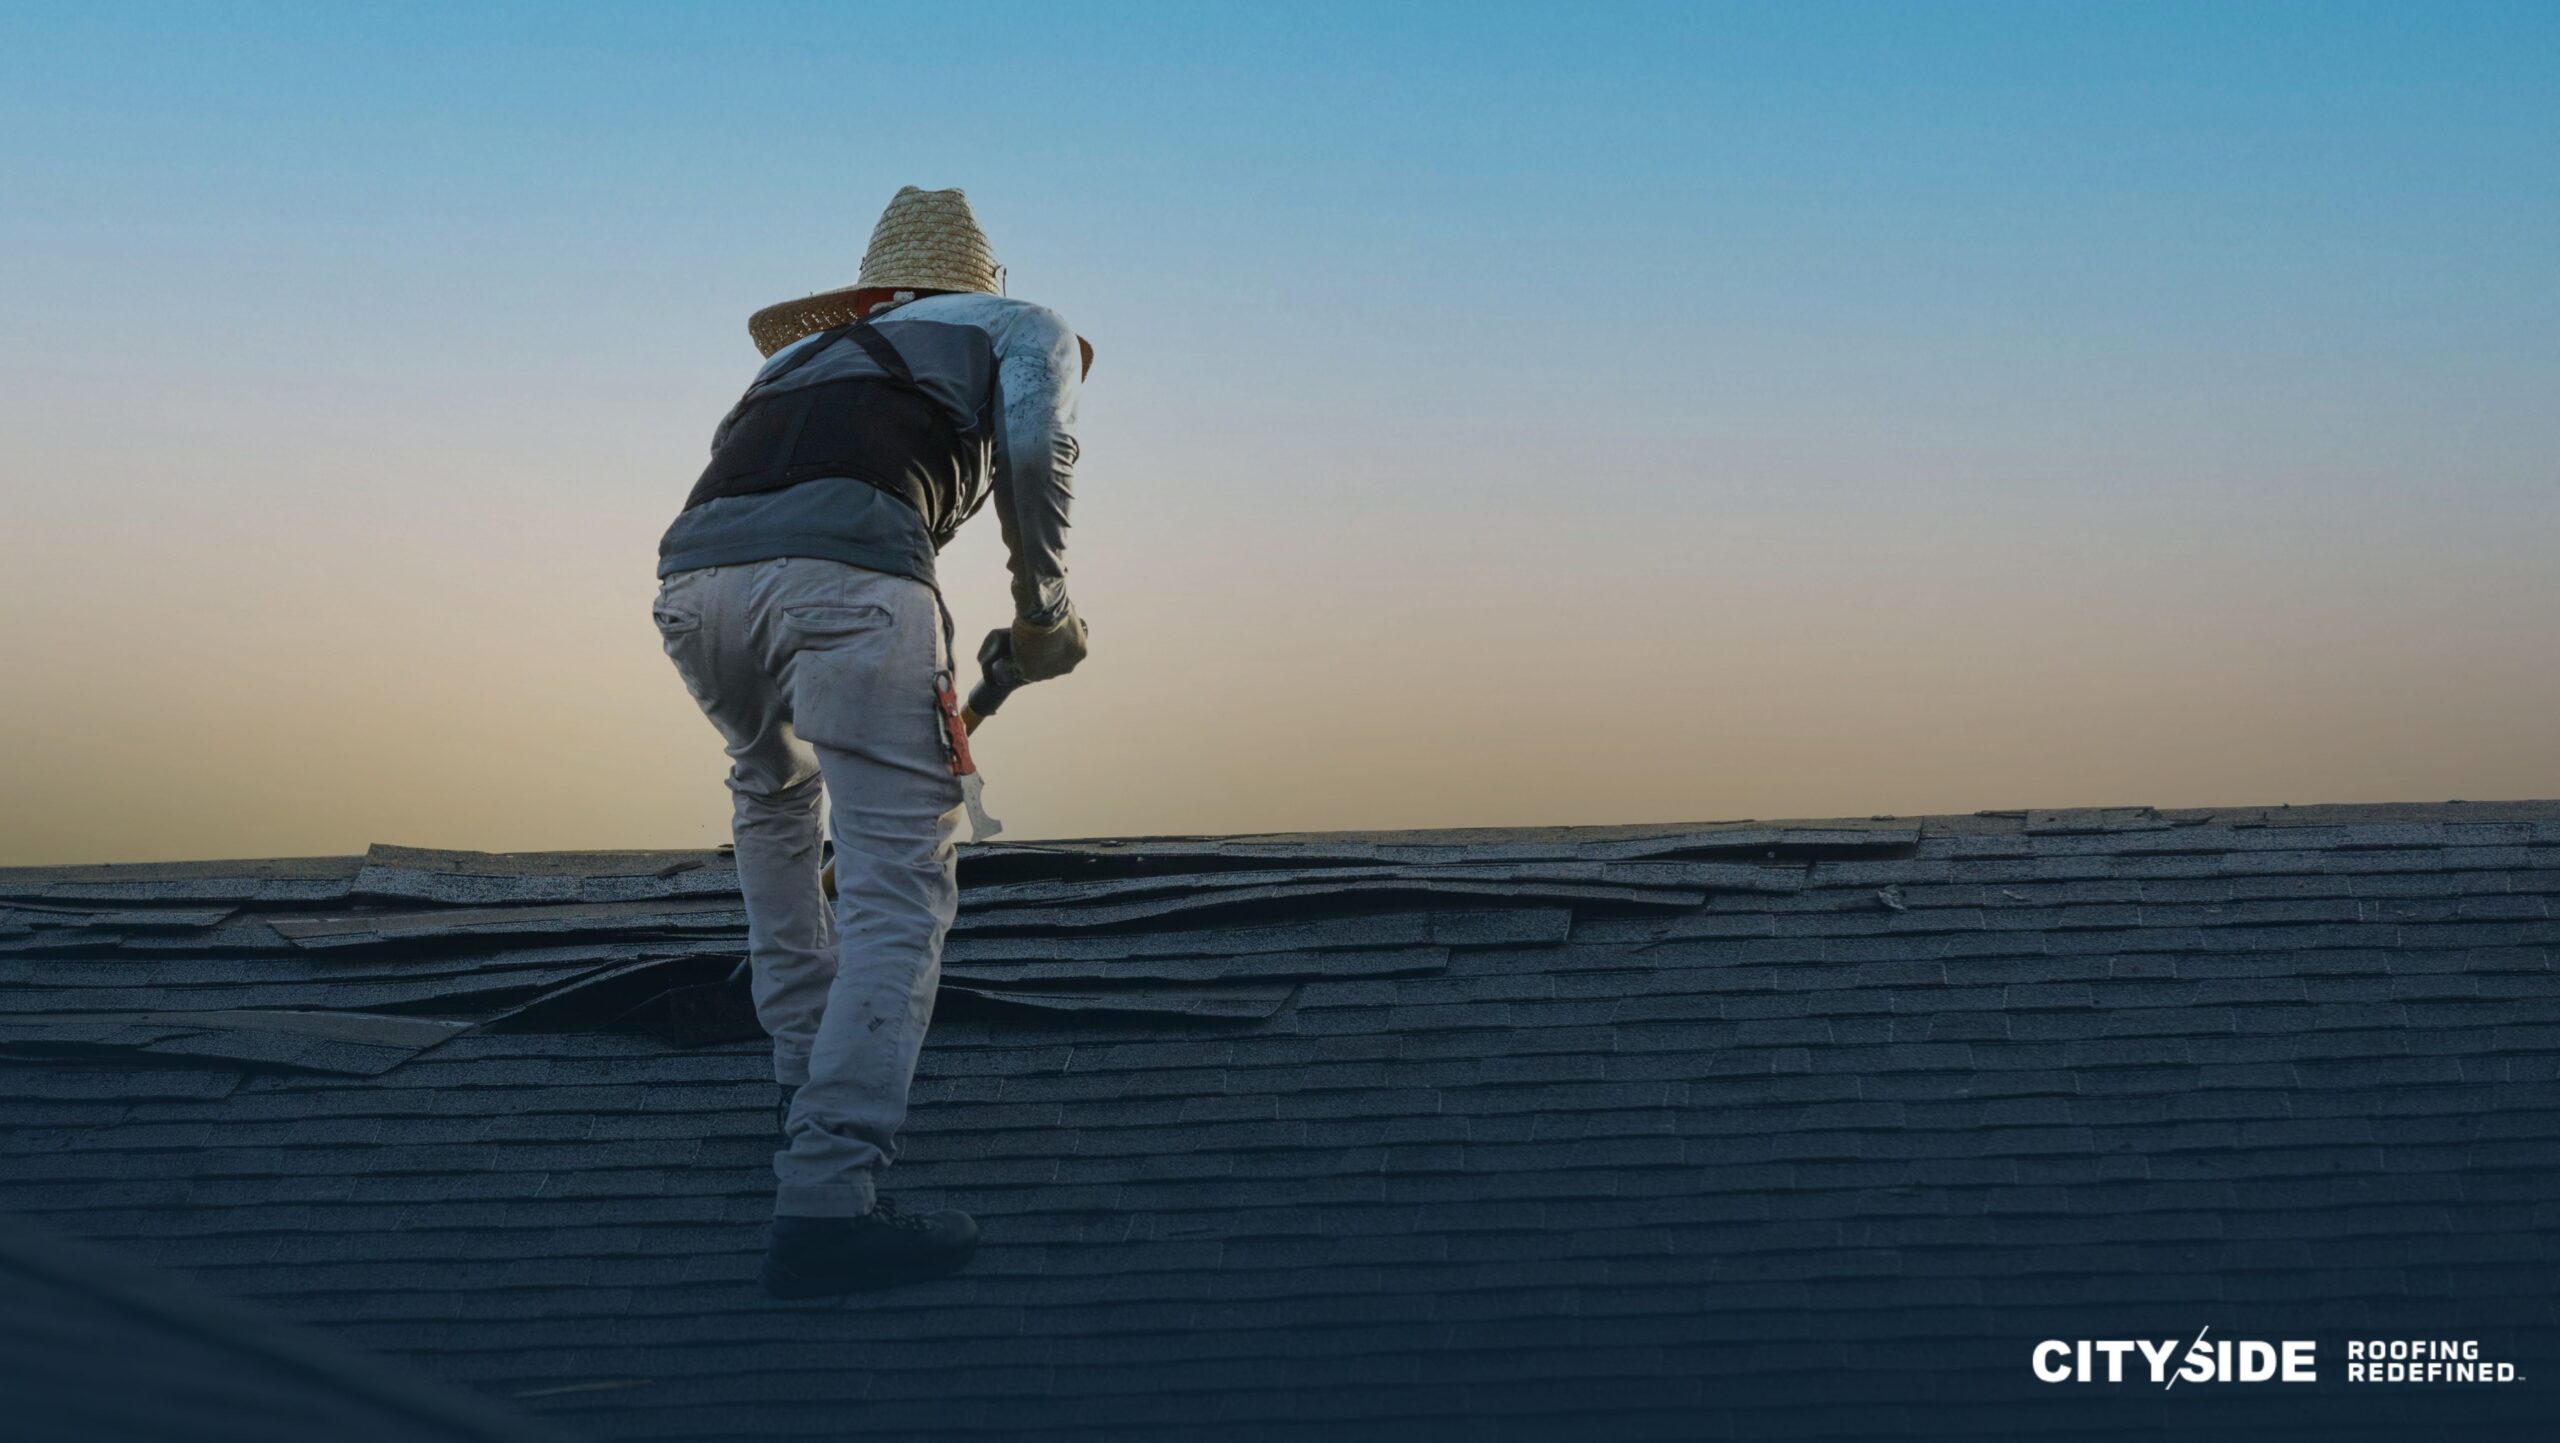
[[963, 860, 1798, 911], [350, 844, 740, 907], [0, 904, 239, 931], [0, 856, 361, 906], [0, 1009, 471, 1077], [944, 983, 1297, 1022], [955, 878, 1704, 932], [947, 946, 1448, 986], [269, 900, 751, 949]]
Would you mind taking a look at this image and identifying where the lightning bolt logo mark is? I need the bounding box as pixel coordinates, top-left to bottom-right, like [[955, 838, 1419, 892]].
[[2166, 1324, 2211, 1390]]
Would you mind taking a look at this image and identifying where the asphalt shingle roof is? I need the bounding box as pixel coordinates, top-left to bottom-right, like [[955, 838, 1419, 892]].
[[0, 1212, 566, 1442], [2, 801, 2556, 1439]]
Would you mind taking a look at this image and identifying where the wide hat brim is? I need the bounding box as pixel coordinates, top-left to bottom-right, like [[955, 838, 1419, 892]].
[[747, 185, 1003, 355], [748, 288, 878, 357]]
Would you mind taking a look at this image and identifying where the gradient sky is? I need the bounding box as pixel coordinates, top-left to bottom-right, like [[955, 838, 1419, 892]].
[[2, 1, 2555, 865]]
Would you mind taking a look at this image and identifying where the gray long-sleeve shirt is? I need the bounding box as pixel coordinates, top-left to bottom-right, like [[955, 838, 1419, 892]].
[[658, 291, 1083, 621]]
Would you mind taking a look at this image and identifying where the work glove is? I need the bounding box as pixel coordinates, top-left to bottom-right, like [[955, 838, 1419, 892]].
[[1009, 600, 1089, 683]]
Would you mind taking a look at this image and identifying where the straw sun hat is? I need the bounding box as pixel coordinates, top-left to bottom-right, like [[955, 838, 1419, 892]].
[[747, 186, 1005, 356]]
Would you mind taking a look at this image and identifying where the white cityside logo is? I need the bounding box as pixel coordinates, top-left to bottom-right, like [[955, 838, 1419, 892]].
[[2034, 1329, 2315, 1386], [2032, 1331, 2524, 1387]]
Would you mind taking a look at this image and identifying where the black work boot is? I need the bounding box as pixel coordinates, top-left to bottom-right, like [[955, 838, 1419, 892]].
[[760, 1201, 979, 1298]]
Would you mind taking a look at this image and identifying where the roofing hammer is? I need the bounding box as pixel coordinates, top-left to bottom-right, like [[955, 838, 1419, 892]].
[[958, 627, 1025, 734]]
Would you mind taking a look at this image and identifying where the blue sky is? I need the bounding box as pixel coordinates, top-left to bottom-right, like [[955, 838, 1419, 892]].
[[2, 2, 2554, 861]]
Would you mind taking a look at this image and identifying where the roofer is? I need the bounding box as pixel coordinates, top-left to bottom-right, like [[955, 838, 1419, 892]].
[[651, 187, 1090, 1297]]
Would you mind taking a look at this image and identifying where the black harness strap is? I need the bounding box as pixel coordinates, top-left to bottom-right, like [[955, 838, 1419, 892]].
[[845, 319, 918, 388], [750, 317, 915, 396]]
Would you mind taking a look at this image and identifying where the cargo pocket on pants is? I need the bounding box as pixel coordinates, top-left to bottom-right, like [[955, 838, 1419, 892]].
[[777, 602, 901, 756]]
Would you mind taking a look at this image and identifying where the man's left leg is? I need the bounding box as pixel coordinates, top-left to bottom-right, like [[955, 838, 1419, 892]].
[[774, 732, 962, 1214], [749, 559, 976, 1295]]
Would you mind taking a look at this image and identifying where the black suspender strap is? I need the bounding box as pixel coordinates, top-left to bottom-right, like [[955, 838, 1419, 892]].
[[844, 319, 918, 388], [751, 317, 916, 395]]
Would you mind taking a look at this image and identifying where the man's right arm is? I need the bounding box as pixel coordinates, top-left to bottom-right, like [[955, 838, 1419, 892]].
[[987, 303, 1088, 679]]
